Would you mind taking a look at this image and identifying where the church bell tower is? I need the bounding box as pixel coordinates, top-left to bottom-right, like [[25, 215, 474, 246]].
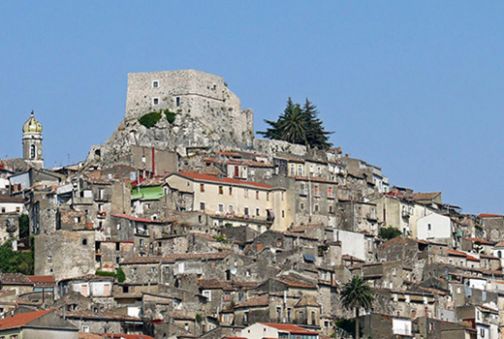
[[22, 111, 44, 169]]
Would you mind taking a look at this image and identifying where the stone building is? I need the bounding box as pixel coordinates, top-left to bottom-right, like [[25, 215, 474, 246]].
[[165, 171, 291, 232], [22, 111, 44, 169]]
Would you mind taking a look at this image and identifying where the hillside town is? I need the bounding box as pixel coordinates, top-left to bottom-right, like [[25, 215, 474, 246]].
[[0, 69, 502, 339]]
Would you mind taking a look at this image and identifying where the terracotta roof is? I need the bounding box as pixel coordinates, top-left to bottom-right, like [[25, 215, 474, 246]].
[[103, 334, 155, 339], [59, 274, 115, 282], [479, 213, 503, 218], [261, 323, 318, 335], [464, 237, 496, 246], [447, 249, 479, 261], [0, 309, 53, 330], [28, 275, 55, 285], [412, 192, 441, 201], [177, 171, 274, 189], [276, 275, 317, 289], [0, 195, 24, 204], [65, 310, 141, 322], [234, 294, 269, 309], [121, 251, 231, 265], [197, 279, 234, 291], [79, 334, 103, 339], [0, 274, 55, 286]]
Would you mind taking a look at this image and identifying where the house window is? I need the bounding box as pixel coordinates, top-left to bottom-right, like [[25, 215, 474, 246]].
[[314, 204, 319, 213], [202, 290, 212, 301], [282, 210, 285, 218], [313, 184, 320, 197], [276, 307, 282, 321], [115, 242, 120, 251], [229, 187, 233, 195], [15, 207, 20, 213], [329, 205, 334, 214], [152, 80, 159, 88], [244, 189, 249, 198], [200, 202, 205, 211], [200, 184, 205, 192], [176, 97, 181, 107], [287, 308, 292, 322], [243, 311, 249, 324], [297, 164, 303, 176], [219, 186, 223, 195], [256, 208, 260, 216], [300, 202, 305, 210], [228, 205, 234, 214], [82, 238, 88, 246], [0, 208, 5, 213], [244, 207, 249, 216], [218, 204, 224, 213], [256, 191, 259, 200], [327, 186, 334, 198], [266, 192, 270, 201], [428, 223, 431, 231], [152, 97, 159, 105]]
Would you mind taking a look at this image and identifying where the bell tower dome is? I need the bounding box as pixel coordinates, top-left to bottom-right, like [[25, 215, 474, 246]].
[[22, 111, 44, 168]]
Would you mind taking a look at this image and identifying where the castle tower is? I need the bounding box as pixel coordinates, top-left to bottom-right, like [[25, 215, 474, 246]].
[[22, 111, 44, 168]]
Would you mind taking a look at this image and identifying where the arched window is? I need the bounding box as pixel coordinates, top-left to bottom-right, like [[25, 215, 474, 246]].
[[30, 144, 36, 159]]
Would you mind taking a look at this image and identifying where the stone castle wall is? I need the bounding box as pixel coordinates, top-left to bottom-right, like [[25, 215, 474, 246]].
[[125, 69, 253, 147], [93, 70, 255, 165]]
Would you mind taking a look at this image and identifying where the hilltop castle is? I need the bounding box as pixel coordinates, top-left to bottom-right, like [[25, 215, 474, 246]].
[[92, 70, 255, 165]]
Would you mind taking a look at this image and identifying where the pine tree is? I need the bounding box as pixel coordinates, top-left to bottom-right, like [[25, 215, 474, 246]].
[[258, 97, 332, 149], [302, 98, 332, 150]]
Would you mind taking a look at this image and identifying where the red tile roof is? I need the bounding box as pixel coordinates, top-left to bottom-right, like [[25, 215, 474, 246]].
[[28, 275, 55, 285], [0, 309, 52, 330], [177, 171, 273, 189], [447, 249, 479, 261], [104, 334, 155, 339], [464, 237, 496, 246], [261, 323, 318, 335], [479, 213, 503, 218]]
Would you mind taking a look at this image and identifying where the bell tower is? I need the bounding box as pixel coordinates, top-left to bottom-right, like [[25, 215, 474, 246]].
[[22, 111, 44, 169]]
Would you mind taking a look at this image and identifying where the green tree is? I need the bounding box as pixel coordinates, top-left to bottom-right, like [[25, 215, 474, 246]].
[[0, 242, 34, 275], [341, 276, 374, 339], [116, 267, 126, 283], [258, 98, 332, 150], [19, 214, 30, 240], [302, 99, 332, 150], [379, 226, 402, 240]]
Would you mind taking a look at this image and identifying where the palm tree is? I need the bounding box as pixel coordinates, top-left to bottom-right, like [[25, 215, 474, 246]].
[[340, 276, 374, 339]]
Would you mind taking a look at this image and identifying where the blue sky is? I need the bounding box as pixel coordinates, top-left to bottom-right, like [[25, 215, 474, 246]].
[[0, 1, 503, 214]]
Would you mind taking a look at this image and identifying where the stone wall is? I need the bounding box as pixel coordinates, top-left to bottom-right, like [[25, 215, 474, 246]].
[[34, 230, 96, 280]]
